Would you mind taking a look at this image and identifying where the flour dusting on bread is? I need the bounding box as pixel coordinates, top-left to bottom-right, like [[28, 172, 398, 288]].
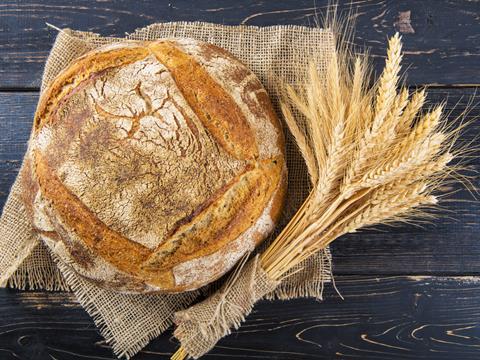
[[172, 193, 275, 287], [27, 38, 286, 293]]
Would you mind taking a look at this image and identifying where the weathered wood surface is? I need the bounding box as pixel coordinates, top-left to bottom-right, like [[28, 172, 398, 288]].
[[1, 276, 480, 359], [0, 0, 479, 88], [0, 0, 479, 359], [1, 89, 478, 275]]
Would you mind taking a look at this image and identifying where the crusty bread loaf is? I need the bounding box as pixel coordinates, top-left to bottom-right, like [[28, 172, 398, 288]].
[[23, 39, 286, 293]]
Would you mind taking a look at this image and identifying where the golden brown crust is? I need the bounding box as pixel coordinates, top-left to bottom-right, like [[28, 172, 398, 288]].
[[34, 44, 150, 131], [19, 154, 37, 220], [143, 157, 283, 271], [149, 41, 258, 160], [193, 40, 286, 153], [28, 39, 287, 293], [34, 151, 151, 268]]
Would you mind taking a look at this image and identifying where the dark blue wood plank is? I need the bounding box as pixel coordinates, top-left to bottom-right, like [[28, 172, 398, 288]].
[[1, 276, 480, 359], [0, 93, 35, 200], [1, 2, 479, 359], [0, 0, 479, 88]]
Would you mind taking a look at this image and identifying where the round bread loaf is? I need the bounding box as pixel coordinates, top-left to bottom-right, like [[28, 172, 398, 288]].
[[22, 39, 286, 293]]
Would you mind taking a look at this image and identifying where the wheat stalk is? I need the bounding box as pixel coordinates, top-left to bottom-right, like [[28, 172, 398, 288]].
[[369, 33, 403, 143], [171, 31, 465, 360], [261, 31, 459, 281]]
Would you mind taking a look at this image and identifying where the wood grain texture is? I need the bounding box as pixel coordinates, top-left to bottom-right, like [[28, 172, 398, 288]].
[[1, 275, 480, 359], [0, 93, 35, 201], [1, 88, 478, 276], [1, 1, 479, 358], [0, 0, 479, 88]]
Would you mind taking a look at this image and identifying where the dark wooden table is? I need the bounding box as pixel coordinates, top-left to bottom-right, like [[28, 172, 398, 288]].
[[1, 1, 479, 359]]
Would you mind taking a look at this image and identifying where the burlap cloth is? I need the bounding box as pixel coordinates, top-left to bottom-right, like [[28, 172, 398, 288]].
[[0, 22, 334, 359]]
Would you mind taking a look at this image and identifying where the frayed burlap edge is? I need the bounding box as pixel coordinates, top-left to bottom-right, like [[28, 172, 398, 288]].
[[173, 248, 333, 359], [266, 247, 332, 301], [174, 255, 279, 359], [7, 242, 69, 291], [0, 168, 39, 287], [50, 252, 199, 359]]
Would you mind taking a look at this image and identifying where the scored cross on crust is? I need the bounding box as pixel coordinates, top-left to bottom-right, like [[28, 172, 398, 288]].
[[26, 39, 287, 293]]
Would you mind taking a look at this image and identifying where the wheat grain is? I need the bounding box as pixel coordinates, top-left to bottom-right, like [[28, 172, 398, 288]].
[[312, 107, 346, 209], [396, 88, 426, 133], [369, 33, 403, 139], [358, 132, 446, 189], [383, 87, 410, 139], [344, 192, 437, 235], [404, 105, 444, 149], [280, 101, 319, 184]]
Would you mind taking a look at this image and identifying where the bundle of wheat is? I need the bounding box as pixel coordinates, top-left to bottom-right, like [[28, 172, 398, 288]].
[[261, 32, 457, 280], [172, 31, 466, 360]]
